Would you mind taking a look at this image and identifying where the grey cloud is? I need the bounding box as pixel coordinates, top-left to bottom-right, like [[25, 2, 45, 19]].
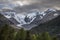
[[13, 0, 60, 12], [14, 3, 52, 13], [0, 0, 60, 12]]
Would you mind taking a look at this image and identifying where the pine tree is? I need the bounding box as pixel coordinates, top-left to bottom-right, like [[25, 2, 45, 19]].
[[0, 24, 15, 40], [7, 27, 15, 40], [36, 33, 43, 40], [0, 24, 10, 40], [25, 31, 31, 40], [31, 34, 37, 40], [41, 32, 52, 40], [15, 28, 26, 40]]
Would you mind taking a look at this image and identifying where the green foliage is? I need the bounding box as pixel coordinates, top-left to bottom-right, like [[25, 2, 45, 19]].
[[31, 34, 37, 40], [0, 24, 15, 40], [41, 32, 51, 40], [25, 31, 31, 40], [0, 24, 58, 40], [15, 28, 26, 40]]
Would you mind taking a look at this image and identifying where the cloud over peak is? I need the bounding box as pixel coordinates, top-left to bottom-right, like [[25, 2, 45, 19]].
[[0, 0, 60, 12]]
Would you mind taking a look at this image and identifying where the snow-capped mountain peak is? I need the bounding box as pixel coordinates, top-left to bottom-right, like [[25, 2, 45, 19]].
[[46, 8, 56, 12], [0, 8, 59, 30]]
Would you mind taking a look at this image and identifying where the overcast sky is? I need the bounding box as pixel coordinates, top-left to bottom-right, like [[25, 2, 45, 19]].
[[0, 0, 60, 12]]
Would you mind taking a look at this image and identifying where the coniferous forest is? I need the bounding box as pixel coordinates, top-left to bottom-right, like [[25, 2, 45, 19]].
[[0, 24, 58, 40]]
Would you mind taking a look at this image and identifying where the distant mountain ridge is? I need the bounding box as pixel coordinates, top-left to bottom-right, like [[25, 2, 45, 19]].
[[0, 8, 60, 30]]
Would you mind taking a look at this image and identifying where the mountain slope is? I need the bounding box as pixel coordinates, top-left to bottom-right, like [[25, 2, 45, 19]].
[[22, 9, 60, 30], [30, 15, 60, 36], [0, 8, 60, 30], [0, 14, 10, 27]]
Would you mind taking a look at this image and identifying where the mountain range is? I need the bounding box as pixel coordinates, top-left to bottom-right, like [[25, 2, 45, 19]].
[[0, 8, 60, 30], [0, 8, 60, 39]]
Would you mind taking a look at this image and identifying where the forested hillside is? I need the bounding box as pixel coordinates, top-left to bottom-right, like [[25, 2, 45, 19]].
[[0, 24, 58, 40], [0, 13, 59, 40]]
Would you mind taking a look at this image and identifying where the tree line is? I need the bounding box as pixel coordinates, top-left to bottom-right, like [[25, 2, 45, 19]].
[[0, 24, 58, 40]]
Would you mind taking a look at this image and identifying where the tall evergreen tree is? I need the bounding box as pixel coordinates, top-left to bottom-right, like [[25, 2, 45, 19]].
[[31, 34, 37, 40], [0, 24, 15, 40], [25, 31, 31, 40], [15, 28, 26, 40], [41, 32, 51, 40], [36, 33, 43, 40]]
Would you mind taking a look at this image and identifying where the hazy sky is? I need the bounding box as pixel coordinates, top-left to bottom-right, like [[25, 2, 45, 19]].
[[0, 0, 60, 12]]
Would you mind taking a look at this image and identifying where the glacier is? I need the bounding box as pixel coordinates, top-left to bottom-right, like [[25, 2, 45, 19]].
[[0, 9, 45, 28], [0, 8, 57, 30]]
